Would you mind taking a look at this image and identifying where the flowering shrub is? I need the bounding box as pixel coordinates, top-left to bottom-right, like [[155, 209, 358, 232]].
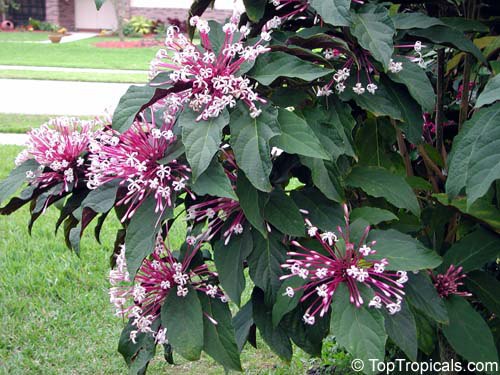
[[1, 0, 500, 373]]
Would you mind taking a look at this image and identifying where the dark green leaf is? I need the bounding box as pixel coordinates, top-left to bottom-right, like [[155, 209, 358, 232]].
[[407, 26, 486, 63], [236, 172, 268, 237], [290, 189, 344, 232], [125, 195, 172, 277], [330, 284, 386, 374], [413, 311, 436, 355], [434, 193, 500, 232], [252, 288, 292, 361], [213, 228, 253, 306], [446, 103, 500, 207], [346, 166, 420, 216], [243, 0, 266, 22], [118, 318, 159, 374], [161, 286, 204, 361], [368, 230, 442, 271], [272, 277, 305, 327], [247, 51, 333, 85], [281, 304, 329, 357], [233, 301, 254, 352], [248, 232, 286, 302], [0, 159, 38, 207], [230, 104, 279, 192], [264, 189, 305, 237], [443, 296, 499, 366], [300, 157, 344, 202], [207, 20, 229, 55], [179, 107, 229, 181], [340, 75, 403, 120], [404, 272, 448, 324], [81, 180, 118, 213], [391, 12, 443, 30], [442, 228, 500, 273], [441, 17, 489, 33], [310, 0, 351, 27], [198, 293, 242, 371], [302, 104, 356, 162], [94, 0, 105, 10], [351, 206, 398, 225], [382, 77, 426, 145], [465, 271, 500, 316], [272, 109, 329, 159], [112, 85, 156, 133], [388, 58, 436, 113], [351, 4, 395, 70], [191, 157, 237, 200], [383, 302, 417, 361], [475, 74, 500, 108]]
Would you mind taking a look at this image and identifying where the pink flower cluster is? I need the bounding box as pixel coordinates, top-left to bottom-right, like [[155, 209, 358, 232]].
[[149, 14, 272, 120], [186, 150, 245, 244], [431, 265, 471, 299], [109, 236, 226, 344], [281, 205, 407, 325], [16, 117, 102, 192], [317, 42, 425, 97], [86, 119, 192, 221]]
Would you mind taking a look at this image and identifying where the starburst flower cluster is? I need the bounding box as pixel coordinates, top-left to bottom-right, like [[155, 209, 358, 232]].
[[281, 205, 407, 325], [86, 119, 192, 221], [149, 14, 273, 120], [430, 265, 471, 299], [186, 149, 246, 245], [16, 117, 102, 192], [109, 236, 226, 344], [317, 42, 425, 97]]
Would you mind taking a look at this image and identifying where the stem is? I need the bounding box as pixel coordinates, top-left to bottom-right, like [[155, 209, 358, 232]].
[[392, 120, 414, 177], [417, 145, 446, 182], [458, 55, 472, 131], [436, 49, 446, 161]]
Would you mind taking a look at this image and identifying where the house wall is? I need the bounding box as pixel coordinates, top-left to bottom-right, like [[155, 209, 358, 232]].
[[129, 7, 232, 23], [48, 0, 240, 30]]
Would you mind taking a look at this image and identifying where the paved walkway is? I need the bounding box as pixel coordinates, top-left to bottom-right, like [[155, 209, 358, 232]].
[[0, 133, 28, 145], [0, 79, 132, 115], [0, 65, 148, 75], [40, 32, 98, 44]]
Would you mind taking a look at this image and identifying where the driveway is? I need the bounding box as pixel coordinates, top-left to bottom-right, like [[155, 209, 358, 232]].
[[0, 79, 132, 116]]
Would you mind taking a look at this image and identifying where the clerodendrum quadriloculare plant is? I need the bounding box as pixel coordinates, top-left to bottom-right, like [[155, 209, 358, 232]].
[[1, 0, 500, 373]]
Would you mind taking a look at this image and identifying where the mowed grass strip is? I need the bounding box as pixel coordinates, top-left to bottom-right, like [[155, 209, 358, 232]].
[[0, 36, 157, 70], [0, 145, 311, 374], [0, 113, 99, 134], [0, 69, 147, 84]]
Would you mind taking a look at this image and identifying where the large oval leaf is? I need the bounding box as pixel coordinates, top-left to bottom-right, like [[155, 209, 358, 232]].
[[368, 229, 442, 271], [446, 103, 500, 207], [161, 285, 204, 361]]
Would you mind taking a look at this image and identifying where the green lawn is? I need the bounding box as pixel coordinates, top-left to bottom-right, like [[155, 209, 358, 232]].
[[0, 145, 318, 374], [0, 113, 98, 133], [0, 35, 158, 70], [0, 69, 147, 83], [0, 31, 50, 42]]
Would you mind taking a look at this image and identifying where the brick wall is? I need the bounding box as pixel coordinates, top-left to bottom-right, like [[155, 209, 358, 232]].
[[45, 0, 74, 29], [129, 7, 232, 23], [59, 0, 75, 29]]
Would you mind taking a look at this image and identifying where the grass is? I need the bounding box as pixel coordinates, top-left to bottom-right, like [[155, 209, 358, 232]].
[[0, 113, 98, 134], [0, 69, 147, 83], [0, 145, 317, 374], [0, 35, 158, 70], [0, 31, 50, 42]]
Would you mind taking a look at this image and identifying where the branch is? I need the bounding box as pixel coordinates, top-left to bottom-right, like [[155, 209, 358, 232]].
[[392, 120, 414, 177], [436, 49, 446, 160]]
